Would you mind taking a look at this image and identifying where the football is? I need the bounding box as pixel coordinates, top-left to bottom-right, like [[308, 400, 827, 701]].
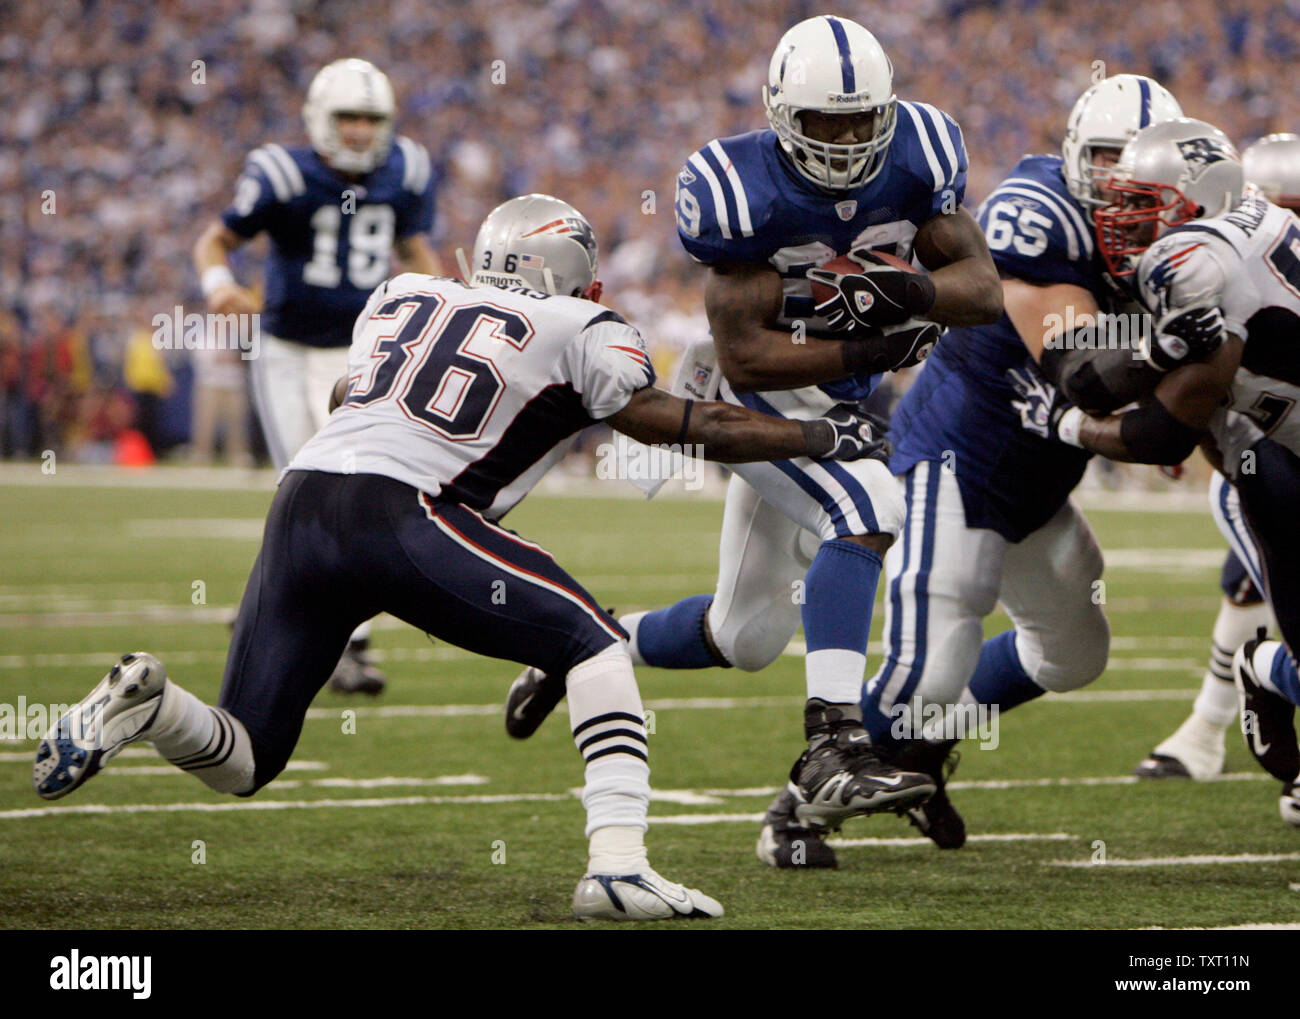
[[809, 249, 921, 306]]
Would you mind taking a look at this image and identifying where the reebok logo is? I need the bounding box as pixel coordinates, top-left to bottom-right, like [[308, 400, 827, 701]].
[[50, 950, 151, 999]]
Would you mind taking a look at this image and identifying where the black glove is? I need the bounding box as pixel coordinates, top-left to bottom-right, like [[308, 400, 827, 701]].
[[801, 403, 893, 463], [842, 319, 942, 375], [1006, 364, 1075, 441], [1144, 304, 1228, 372], [807, 248, 937, 330]]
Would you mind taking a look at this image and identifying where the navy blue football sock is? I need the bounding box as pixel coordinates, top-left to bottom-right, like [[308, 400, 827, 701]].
[[628, 595, 720, 669], [967, 630, 1045, 712], [802, 540, 881, 704]]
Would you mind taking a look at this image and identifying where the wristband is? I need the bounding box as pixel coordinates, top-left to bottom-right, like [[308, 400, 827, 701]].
[[1056, 406, 1085, 448], [201, 265, 237, 299]]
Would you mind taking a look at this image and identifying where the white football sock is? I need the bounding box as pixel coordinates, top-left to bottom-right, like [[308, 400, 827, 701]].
[[805, 649, 867, 705], [619, 612, 649, 667], [148, 683, 255, 794], [1195, 600, 1271, 727], [587, 825, 651, 875], [566, 642, 651, 837]]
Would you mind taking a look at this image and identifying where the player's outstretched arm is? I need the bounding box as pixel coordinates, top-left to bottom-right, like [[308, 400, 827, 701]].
[[606, 387, 886, 464], [706, 262, 874, 394], [193, 222, 260, 316], [912, 206, 1003, 327], [1025, 337, 1242, 465]]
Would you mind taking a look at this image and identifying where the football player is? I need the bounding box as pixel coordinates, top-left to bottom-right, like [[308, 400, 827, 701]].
[[1134, 131, 1299, 781], [763, 75, 1197, 866], [193, 58, 441, 695], [1016, 118, 1300, 825], [34, 194, 896, 921], [507, 15, 1003, 849]]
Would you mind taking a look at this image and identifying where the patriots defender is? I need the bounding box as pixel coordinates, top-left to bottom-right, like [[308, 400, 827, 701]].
[[749, 75, 1192, 867], [507, 16, 1002, 856], [1020, 119, 1300, 825], [1134, 131, 1299, 781], [193, 58, 441, 695], [34, 194, 894, 920]]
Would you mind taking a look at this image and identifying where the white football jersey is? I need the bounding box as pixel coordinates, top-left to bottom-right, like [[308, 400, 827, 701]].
[[291, 273, 654, 518], [1135, 190, 1300, 468]]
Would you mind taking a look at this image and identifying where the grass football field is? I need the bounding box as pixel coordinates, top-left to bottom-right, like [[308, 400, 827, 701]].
[[1, 466, 1297, 931]]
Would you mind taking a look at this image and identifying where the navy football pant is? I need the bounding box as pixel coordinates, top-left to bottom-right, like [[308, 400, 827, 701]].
[[219, 471, 625, 791]]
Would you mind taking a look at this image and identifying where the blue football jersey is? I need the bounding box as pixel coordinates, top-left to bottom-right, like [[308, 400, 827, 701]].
[[674, 101, 968, 402], [890, 154, 1110, 541], [221, 137, 436, 347]]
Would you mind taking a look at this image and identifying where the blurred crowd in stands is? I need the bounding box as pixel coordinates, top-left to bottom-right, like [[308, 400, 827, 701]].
[[5, 0, 1299, 463]]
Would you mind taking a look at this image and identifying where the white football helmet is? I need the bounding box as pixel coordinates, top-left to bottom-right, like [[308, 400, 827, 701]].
[[1096, 118, 1243, 276], [762, 15, 897, 191], [303, 58, 395, 175], [471, 194, 599, 298], [1243, 133, 1300, 210], [1062, 74, 1183, 207]]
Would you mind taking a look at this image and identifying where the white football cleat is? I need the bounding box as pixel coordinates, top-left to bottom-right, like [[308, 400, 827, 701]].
[[573, 869, 723, 921], [33, 652, 168, 800], [1135, 712, 1227, 781]]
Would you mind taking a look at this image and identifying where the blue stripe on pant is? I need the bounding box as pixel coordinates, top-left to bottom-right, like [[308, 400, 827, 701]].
[[863, 461, 940, 737], [219, 471, 624, 791]]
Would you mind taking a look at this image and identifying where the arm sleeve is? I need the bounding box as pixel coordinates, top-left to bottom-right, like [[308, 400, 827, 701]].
[[561, 311, 658, 419]]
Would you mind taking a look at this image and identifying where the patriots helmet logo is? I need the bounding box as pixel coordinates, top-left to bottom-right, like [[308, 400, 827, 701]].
[[1176, 137, 1231, 181]]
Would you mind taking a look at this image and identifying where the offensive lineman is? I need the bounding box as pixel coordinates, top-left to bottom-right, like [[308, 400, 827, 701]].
[[34, 194, 896, 920], [193, 58, 441, 695], [1015, 119, 1300, 825], [507, 16, 1003, 844], [1133, 132, 1300, 781]]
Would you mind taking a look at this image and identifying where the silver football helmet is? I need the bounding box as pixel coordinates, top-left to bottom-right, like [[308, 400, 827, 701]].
[[1242, 133, 1300, 210], [1062, 74, 1183, 208], [470, 194, 599, 298], [1096, 118, 1243, 276]]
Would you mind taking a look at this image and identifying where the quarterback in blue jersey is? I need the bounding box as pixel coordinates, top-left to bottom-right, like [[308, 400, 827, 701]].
[[504, 15, 1003, 859], [193, 58, 440, 695]]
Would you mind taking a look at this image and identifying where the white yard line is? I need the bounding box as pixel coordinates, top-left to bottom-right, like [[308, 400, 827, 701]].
[[1050, 852, 1300, 868]]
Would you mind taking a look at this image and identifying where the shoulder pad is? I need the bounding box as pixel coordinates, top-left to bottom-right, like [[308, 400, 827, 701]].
[[394, 136, 434, 194], [1138, 229, 1231, 314], [244, 144, 308, 203], [675, 134, 770, 263], [894, 101, 969, 196]]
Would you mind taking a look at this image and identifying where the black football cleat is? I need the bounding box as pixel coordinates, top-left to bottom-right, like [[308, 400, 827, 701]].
[[756, 786, 838, 869], [787, 700, 935, 829], [1133, 752, 1192, 779], [885, 738, 966, 849], [505, 667, 566, 739], [1233, 632, 1300, 783]]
